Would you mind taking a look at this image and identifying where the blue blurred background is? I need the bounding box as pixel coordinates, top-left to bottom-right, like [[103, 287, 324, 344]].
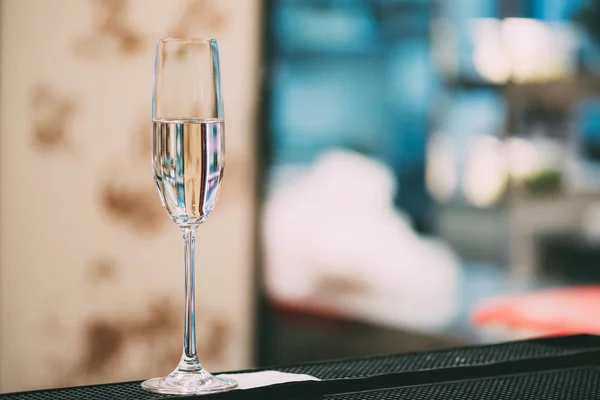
[[258, 0, 600, 365]]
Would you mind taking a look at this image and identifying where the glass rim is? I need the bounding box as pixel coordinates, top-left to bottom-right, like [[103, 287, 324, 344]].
[[157, 37, 217, 44]]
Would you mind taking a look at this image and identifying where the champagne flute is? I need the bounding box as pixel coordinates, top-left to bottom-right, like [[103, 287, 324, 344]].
[[141, 38, 237, 395]]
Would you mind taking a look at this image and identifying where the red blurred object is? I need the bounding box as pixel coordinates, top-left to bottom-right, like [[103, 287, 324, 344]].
[[472, 286, 600, 336]]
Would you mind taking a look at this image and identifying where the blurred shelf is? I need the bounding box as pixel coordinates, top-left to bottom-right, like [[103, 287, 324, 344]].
[[259, 302, 465, 366], [539, 231, 600, 284]]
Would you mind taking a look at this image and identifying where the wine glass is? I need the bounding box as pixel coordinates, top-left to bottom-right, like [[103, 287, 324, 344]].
[[141, 38, 237, 395]]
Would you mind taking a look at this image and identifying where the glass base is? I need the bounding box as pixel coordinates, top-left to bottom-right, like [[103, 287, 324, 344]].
[[141, 368, 237, 395]]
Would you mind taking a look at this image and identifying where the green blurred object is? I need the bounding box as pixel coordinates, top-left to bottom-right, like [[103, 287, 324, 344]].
[[523, 169, 562, 195]]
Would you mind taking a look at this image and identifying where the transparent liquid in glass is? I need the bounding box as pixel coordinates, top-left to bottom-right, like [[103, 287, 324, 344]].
[[152, 118, 225, 226]]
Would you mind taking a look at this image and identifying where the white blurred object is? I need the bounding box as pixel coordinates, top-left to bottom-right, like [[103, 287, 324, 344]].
[[501, 18, 576, 84], [463, 135, 507, 207], [470, 18, 576, 84], [505, 138, 541, 182], [472, 19, 511, 84], [217, 371, 319, 390], [505, 135, 564, 180], [582, 203, 600, 240], [263, 149, 460, 332], [426, 133, 458, 203]]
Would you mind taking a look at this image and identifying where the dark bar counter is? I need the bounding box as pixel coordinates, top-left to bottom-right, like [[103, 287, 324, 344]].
[[2, 335, 599, 399]]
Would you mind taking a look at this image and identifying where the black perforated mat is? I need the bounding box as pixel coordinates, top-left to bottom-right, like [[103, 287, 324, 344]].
[[274, 334, 600, 379], [1, 335, 599, 400], [322, 367, 600, 400]]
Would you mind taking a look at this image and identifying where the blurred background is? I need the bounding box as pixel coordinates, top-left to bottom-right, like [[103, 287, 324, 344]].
[[2, 0, 600, 393]]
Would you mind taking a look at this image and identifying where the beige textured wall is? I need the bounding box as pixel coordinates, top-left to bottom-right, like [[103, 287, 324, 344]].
[[0, 0, 259, 392]]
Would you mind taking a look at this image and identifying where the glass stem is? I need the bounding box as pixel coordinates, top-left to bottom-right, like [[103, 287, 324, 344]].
[[178, 227, 201, 372]]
